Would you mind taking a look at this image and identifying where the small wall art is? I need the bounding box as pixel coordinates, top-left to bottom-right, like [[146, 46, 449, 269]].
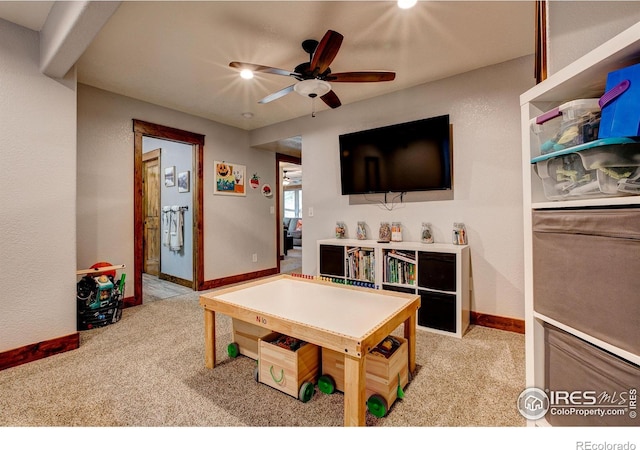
[[250, 173, 260, 189], [214, 161, 246, 196], [164, 166, 175, 187], [178, 171, 190, 193]]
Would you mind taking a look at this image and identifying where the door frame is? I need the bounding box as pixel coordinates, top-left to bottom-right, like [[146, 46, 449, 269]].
[[132, 119, 205, 306]]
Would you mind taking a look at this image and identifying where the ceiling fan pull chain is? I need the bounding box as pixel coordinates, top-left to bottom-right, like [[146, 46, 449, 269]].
[[311, 97, 316, 118]]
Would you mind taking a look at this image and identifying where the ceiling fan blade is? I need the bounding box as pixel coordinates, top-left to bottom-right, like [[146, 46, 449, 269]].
[[310, 30, 343, 74], [326, 71, 396, 83], [258, 84, 295, 104], [229, 61, 301, 78], [321, 90, 342, 109]]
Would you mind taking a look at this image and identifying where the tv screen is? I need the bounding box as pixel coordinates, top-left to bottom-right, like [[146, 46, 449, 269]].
[[339, 115, 451, 195]]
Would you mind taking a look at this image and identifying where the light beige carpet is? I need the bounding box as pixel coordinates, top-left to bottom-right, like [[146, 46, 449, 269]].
[[0, 286, 526, 427], [280, 248, 302, 274]]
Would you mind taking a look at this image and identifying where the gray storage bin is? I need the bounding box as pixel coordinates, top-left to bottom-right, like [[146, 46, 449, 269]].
[[545, 323, 639, 426], [532, 208, 640, 355]]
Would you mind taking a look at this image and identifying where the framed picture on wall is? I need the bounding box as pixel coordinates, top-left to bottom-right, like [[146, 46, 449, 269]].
[[164, 166, 176, 187], [214, 161, 246, 196], [178, 171, 190, 193]]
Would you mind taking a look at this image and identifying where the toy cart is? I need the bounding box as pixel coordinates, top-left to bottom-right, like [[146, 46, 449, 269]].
[[318, 335, 409, 417], [253, 332, 320, 403], [226, 318, 272, 360], [76, 263, 126, 330]]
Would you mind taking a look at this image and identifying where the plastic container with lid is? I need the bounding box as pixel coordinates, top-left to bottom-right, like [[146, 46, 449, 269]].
[[531, 137, 640, 200], [530, 98, 601, 155]]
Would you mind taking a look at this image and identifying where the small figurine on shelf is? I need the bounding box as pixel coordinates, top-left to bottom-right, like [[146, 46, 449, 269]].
[[335, 221, 346, 239], [378, 222, 391, 243], [356, 221, 367, 240], [391, 222, 403, 242], [452, 222, 468, 245], [421, 222, 434, 244]]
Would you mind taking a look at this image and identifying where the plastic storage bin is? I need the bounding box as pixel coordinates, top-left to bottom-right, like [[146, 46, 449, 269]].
[[530, 99, 601, 155], [531, 137, 640, 200]]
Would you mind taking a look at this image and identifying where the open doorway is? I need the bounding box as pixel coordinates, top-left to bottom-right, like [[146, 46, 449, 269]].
[[277, 155, 302, 274], [141, 137, 195, 302], [132, 120, 204, 306]]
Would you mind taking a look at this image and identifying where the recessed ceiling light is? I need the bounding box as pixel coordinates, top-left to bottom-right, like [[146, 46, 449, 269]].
[[398, 0, 417, 9], [240, 69, 254, 80], [241, 112, 254, 119]]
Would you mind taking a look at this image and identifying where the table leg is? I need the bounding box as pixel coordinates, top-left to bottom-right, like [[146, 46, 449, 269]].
[[204, 309, 216, 369], [343, 354, 366, 426], [404, 312, 417, 373]]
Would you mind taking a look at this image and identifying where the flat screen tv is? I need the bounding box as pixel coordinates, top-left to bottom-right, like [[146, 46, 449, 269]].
[[339, 115, 451, 195]]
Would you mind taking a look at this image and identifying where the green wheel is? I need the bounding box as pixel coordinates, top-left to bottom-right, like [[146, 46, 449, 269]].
[[317, 374, 336, 395], [367, 394, 388, 418], [227, 342, 240, 358], [298, 381, 315, 403]]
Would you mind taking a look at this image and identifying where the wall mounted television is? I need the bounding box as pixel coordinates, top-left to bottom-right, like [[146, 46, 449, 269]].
[[339, 114, 451, 196]]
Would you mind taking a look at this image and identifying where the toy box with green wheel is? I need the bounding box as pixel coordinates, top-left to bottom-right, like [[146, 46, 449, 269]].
[[226, 318, 272, 360], [318, 335, 409, 418], [76, 263, 126, 331], [255, 332, 320, 403]]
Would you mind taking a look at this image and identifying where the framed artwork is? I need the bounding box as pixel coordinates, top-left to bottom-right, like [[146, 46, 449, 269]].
[[214, 161, 246, 196], [178, 171, 190, 193], [164, 166, 175, 187]]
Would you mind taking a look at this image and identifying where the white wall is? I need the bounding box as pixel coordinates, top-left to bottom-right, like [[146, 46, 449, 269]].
[[547, 2, 640, 75], [251, 56, 535, 320], [77, 85, 277, 297], [0, 19, 77, 352]]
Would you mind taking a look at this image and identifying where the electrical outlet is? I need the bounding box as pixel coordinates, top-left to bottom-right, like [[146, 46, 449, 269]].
[[308, 207, 314, 217], [270, 206, 274, 214], [252, 253, 258, 263]]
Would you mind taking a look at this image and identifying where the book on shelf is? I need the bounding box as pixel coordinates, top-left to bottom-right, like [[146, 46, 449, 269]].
[[386, 249, 416, 263], [383, 251, 416, 285], [346, 247, 375, 282]]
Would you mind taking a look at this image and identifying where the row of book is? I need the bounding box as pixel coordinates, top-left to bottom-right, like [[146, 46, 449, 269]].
[[346, 247, 375, 282], [383, 250, 416, 285]]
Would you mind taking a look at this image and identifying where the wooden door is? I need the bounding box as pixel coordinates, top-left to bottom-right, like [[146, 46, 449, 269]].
[[143, 150, 161, 276]]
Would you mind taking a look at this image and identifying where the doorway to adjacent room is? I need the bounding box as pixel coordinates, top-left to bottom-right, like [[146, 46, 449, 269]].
[[277, 154, 302, 274], [132, 120, 204, 306]]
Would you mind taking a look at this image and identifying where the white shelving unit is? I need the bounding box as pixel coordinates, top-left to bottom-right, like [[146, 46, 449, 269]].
[[317, 238, 470, 338], [520, 22, 640, 426]]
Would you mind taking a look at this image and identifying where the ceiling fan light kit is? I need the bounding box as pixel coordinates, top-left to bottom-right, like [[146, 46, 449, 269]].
[[294, 79, 331, 98], [229, 29, 396, 111]]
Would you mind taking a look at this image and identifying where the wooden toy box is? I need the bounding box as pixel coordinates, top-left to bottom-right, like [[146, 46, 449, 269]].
[[322, 335, 409, 407], [232, 318, 272, 359], [258, 332, 320, 398]]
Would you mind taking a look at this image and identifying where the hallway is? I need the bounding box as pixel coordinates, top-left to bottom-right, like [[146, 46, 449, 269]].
[[142, 273, 193, 303]]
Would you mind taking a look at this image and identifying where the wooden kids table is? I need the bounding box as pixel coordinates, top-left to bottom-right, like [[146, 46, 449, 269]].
[[199, 274, 420, 427]]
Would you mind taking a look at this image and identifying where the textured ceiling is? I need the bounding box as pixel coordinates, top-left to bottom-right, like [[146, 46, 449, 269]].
[[76, 1, 535, 131], [0, 1, 535, 132]]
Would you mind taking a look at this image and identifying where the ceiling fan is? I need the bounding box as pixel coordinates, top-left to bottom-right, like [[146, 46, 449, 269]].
[[230, 30, 396, 109]]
